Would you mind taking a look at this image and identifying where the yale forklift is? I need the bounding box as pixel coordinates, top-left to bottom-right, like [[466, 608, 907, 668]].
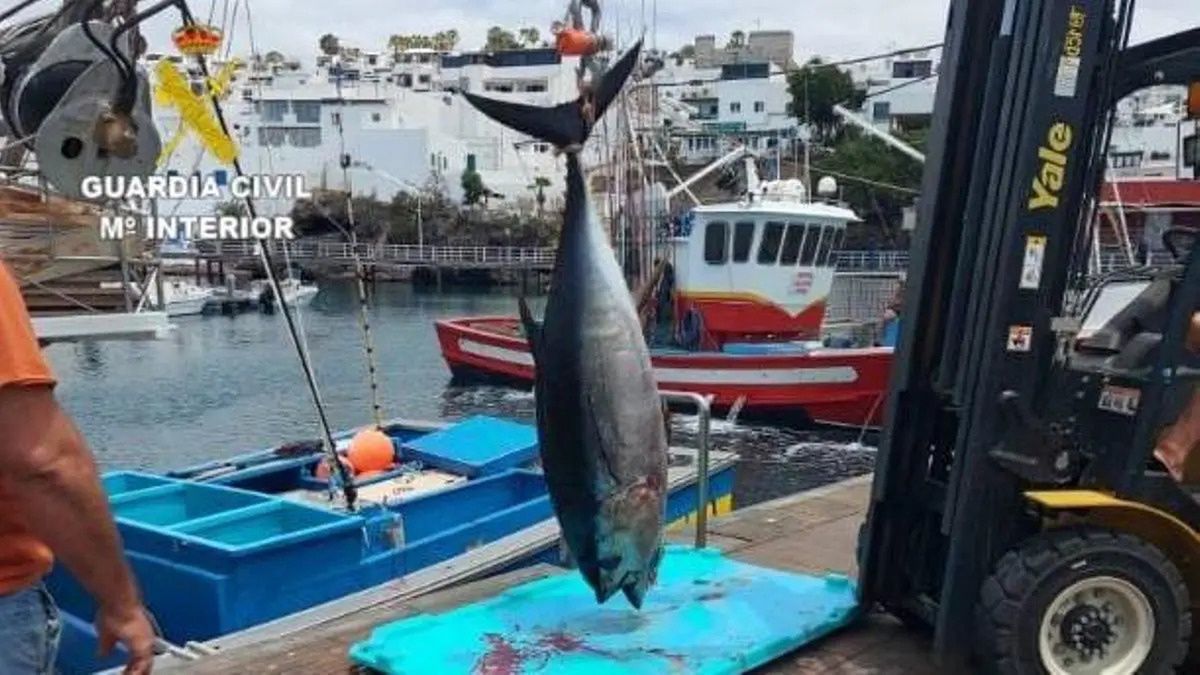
[[857, 0, 1200, 673]]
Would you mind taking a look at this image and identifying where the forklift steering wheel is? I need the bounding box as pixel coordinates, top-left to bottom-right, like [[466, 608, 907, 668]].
[[1162, 227, 1198, 262]]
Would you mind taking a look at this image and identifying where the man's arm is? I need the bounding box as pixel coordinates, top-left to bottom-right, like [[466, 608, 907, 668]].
[[0, 384, 154, 672]]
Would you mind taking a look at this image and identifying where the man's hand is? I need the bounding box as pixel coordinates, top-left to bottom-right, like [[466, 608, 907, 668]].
[[97, 602, 155, 675]]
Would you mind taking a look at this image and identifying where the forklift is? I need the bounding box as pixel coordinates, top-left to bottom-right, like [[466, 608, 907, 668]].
[[857, 0, 1200, 672]]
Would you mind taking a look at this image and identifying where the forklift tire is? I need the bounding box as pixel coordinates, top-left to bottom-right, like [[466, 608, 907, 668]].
[[976, 526, 1189, 675]]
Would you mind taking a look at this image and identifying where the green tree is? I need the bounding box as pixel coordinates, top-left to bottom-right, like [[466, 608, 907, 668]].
[[485, 26, 521, 51], [813, 130, 924, 242], [434, 29, 459, 51], [461, 168, 486, 206], [215, 199, 246, 217], [318, 33, 340, 56], [727, 31, 745, 49], [787, 57, 865, 143], [264, 50, 286, 64], [518, 27, 540, 48], [388, 35, 411, 54]]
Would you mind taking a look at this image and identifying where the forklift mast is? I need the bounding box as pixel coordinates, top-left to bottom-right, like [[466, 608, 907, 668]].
[[858, 0, 1200, 662]]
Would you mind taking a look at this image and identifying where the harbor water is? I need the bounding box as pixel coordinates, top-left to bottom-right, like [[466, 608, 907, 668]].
[[44, 281, 875, 508]]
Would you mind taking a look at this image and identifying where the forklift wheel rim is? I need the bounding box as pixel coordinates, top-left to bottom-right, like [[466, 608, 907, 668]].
[[1037, 575, 1155, 675]]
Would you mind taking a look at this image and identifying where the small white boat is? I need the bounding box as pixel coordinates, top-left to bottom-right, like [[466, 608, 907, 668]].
[[135, 279, 216, 317], [251, 277, 319, 306]]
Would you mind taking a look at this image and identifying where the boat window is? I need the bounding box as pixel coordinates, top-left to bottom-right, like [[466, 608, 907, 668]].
[[732, 222, 755, 262], [779, 224, 806, 265], [799, 224, 823, 265], [757, 222, 785, 264], [829, 229, 846, 266], [816, 225, 838, 266], [704, 221, 729, 264]]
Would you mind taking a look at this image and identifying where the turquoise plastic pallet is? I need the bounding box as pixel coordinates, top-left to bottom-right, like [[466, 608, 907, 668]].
[[350, 545, 859, 674]]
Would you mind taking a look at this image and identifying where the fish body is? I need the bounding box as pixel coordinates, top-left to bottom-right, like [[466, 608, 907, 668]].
[[464, 42, 667, 608]]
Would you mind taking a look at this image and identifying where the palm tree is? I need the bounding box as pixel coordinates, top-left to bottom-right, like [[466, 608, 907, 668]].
[[319, 33, 340, 56], [518, 27, 540, 48], [388, 35, 409, 55], [528, 176, 550, 217]]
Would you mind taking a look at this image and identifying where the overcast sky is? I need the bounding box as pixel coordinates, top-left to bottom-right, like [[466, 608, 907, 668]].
[[132, 0, 1191, 64]]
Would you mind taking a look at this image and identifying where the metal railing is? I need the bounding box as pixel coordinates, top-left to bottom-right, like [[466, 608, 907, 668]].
[[661, 390, 715, 549], [185, 240, 558, 267], [833, 250, 910, 272]]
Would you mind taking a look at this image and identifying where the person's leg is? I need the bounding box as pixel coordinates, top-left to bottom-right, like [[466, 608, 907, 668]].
[[0, 584, 62, 675]]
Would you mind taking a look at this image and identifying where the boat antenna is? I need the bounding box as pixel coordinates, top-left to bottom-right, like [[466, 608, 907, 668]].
[[175, 0, 358, 509], [331, 60, 386, 431]]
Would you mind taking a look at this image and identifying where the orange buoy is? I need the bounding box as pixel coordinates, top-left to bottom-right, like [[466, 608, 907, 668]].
[[347, 429, 394, 473], [313, 455, 354, 480]]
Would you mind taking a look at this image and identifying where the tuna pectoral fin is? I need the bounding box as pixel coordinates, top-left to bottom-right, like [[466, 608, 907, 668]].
[[460, 40, 643, 149], [518, 297, 543, 363]]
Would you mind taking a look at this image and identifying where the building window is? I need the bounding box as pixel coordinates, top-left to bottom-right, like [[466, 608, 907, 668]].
[[261, 100, 288, 122], [258, 127, 321, 147], [753, 101, 765, 113], [371, 112, 382, 122], [757, 222, 785, 264], [799, 224, 822, 265], [1109, 151, 1143, 169], [730, 101, 741, 113], [293, 101, 321, 123], [419, 74, 431, 84], [872, 101, 891, 122], [892, 60, 933, 79], [732, 221, 755, 262], [331, 112, 341, 125], [704, 221, 729, 264], [525, 81, 547, 92], [779, 224, 806, 265]]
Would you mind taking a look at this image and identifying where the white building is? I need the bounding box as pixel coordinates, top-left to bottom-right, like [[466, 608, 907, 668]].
[[658, 60, 797, 165], [148, 44, 592, 223], [849, 49, 940, 132]]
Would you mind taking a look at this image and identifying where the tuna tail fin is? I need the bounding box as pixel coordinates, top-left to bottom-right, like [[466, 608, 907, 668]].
[[518, 297, 542, 363], [461, 40, 644, 149]]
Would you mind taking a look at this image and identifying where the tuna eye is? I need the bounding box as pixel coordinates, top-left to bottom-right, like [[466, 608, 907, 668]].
[[61, 137, 83, 159]]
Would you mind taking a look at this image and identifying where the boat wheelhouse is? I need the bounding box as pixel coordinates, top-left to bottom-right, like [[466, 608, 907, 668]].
[[663, 178, 856, 348]]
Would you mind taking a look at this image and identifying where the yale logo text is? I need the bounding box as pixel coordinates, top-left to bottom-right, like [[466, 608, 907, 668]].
[[1029, 122, 1073, 211]]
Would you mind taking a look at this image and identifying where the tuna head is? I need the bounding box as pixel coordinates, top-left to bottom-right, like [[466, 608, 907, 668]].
[[583, 474, 666, 609]]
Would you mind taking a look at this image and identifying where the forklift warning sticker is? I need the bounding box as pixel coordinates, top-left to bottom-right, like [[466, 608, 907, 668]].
[[1020, 235, 1047, 290], [1007, 325, 1033, 352], [1098, 385, 1140, 416], [1055, 6, 1087, 98]]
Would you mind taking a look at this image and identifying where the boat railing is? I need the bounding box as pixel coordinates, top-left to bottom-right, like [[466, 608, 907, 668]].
[[660, 390, 715, 549]]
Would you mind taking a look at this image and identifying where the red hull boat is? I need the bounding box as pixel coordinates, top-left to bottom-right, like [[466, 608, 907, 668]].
[[436, 315, 892, 427]]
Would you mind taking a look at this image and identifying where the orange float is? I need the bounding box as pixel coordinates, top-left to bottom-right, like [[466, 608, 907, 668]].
[[347, 429, 395, 473]]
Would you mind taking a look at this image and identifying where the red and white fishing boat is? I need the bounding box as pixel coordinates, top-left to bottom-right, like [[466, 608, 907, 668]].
[[437, 161, 895, 428]]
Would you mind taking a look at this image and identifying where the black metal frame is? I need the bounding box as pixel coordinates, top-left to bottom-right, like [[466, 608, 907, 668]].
[[858, 0, 1200, 665]]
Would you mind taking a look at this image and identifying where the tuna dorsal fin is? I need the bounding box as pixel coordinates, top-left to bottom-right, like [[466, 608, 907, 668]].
[[461, 40, 644, 149], [518, 297, 543, 363]]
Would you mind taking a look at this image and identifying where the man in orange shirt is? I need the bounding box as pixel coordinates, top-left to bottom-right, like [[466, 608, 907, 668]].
[[0, 262, 155, 674]]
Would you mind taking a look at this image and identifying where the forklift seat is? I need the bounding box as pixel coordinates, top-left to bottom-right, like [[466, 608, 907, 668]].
[[1078, 278, 1172, 355]]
